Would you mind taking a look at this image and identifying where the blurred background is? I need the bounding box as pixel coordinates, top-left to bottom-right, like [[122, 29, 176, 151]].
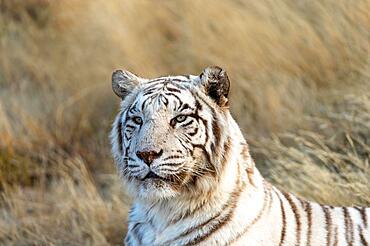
[[0, 0, 369, 245]]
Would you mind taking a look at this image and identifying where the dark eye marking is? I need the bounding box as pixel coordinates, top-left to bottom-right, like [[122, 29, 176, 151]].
[[181, 120, 194, 128], [132, 116, 143, 125], [126, 124, 135, 130]]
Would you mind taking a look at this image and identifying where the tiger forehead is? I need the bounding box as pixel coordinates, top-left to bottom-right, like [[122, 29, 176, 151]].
[[145, 75, 192, 84], [128, 77, 197, 113], [141, 76, 192, 91]]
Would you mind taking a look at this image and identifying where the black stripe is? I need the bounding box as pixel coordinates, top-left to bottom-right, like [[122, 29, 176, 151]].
[[117, 112, 124, 154], [166, 87, 181, 93], [143, 96, 156, 111], [343, 207, 354, 245], [128, 102, 139, 113], [179, 103, 194, 112], [163, 155, 183, 161], [131, 223, 143, 243], [158, 163, 183, 169], [171, 78, 189, 83], [141, 98, 148, 111], [166, 176, 244, 245], [143, 82, 162, 90], [358, 225, 368, 245], [322, 206, 332, 246], [126, 124, 135, 129], [125, 235, 134, 246], [142, 88, 158, 96], [355, 207, 368, 228], [128, 164, 140, 168], [211, 108, 221, 148], [164, 92, 182, 102], [195, 98, 202, 111], [188, 127, 198, 136], [186, 178, 245, 245], [305, 201, 313, 246], [192, 145, 212, 169], [160, 94, 170, 106], [276, 190, 287, 246], [178, 139, 189, 150], [219, 137, 232, 175], [333, 226, 339, 246], [146, 78, 167, 83], [164, 92, 183, 110], [282, 191, 301, 246], [197, 117, 209, 145], [182, 120, 194, 128]]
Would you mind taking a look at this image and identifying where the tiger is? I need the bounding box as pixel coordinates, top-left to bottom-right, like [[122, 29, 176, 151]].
[[110, 66, 369, 246]]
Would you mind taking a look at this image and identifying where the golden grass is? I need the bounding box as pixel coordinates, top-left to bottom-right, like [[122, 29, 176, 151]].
[[0, 157, 128, 245], [252, 92, 370, 206], [0, 0, 369, 244]]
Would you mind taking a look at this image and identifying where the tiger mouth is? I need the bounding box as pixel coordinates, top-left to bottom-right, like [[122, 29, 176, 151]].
[[142, 171, 170, 181]]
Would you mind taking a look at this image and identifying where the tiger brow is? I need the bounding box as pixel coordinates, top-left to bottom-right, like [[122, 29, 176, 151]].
[[179, 103, 195, 112], [128, 102, 139, 113]]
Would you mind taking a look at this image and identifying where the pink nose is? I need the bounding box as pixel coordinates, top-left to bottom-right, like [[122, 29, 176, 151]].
[[136, 150, 163, 166]]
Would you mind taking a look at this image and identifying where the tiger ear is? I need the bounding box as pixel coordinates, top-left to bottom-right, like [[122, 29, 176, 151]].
[[199, 66, 230, 107], [112, 70, 141, 99]]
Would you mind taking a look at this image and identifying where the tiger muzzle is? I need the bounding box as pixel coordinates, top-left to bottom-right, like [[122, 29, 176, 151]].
[[136, 149, 163, 166]]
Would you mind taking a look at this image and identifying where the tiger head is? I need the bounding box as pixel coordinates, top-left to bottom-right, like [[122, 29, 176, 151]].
[[110, 66, 246, 201]]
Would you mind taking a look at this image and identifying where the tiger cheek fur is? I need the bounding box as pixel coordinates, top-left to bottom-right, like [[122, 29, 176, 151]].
[[110, 67, 370, 246]]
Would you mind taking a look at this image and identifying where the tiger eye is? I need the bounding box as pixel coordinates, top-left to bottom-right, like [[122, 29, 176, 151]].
[[175, 115, 187, 123], [132, 116, 143, 125]]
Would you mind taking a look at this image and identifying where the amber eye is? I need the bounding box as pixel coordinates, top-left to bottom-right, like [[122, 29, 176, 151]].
[[132, 116, 143, 125], [174, 115, 187, 123]]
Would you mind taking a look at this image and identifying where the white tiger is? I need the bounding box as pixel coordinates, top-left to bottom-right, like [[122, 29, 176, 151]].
[[110, 66, 369, 245]]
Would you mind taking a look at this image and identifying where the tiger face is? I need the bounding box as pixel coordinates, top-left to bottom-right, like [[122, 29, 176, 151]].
[[111, 66, 232, 200]]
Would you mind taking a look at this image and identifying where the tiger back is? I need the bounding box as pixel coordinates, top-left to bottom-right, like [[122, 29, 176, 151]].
[[110, 66, 369, 245]]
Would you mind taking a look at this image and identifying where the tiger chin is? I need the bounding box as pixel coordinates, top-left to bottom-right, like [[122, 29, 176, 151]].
[[110, 66, 369, 246]]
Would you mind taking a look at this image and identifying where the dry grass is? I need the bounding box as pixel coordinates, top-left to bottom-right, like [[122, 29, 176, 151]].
[[0, 0, 369, 244], [253, 92, 370, 206]]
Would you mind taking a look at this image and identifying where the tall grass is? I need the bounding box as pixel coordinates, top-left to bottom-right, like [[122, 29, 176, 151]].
[[0, 0, 369, 244]]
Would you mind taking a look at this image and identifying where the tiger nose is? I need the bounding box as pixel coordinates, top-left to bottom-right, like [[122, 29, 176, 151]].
[[136, 149, 163, 166]]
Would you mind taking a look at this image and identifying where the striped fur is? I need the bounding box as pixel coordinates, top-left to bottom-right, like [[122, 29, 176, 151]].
[[110, 67, 370, 245]]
